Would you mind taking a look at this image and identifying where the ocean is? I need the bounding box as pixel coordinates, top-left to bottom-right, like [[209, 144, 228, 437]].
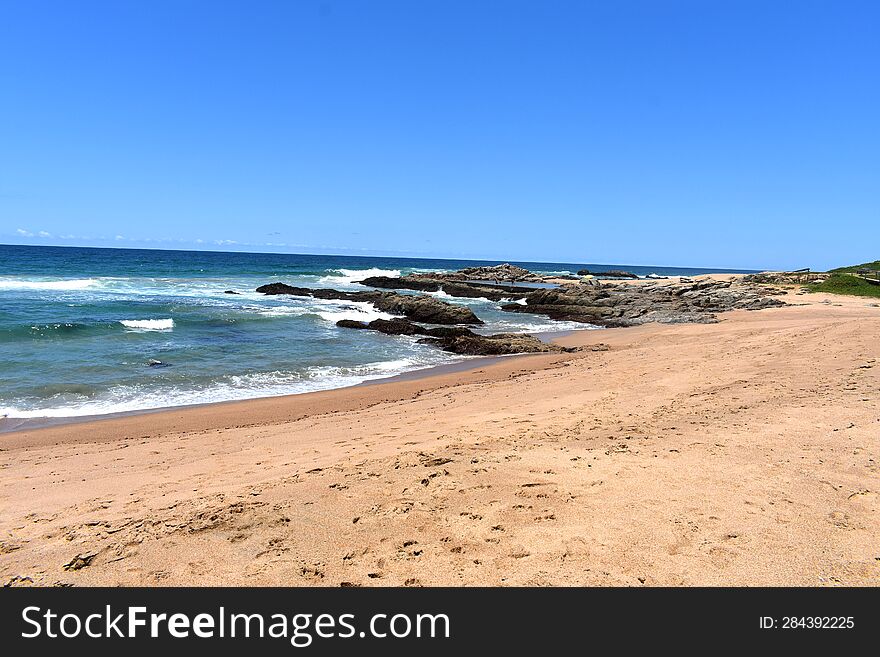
[[0, 244, 753, 421]]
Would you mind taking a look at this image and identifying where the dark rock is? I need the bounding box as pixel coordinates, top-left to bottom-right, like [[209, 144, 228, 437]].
[[257, 283, 322, 296], [419, 333, 571, 356], [223, 290, 240, 294], [359, 275, 536, 301], [147, 359, 170, 368], [256, 283, 482, 325], [359, 276, 442, 293], [335, 320, 370, 330], [576, 269, 639, 278], [362, 318, 429, 336], [333, 317, 569, 355], [335, 318, 475, 338]]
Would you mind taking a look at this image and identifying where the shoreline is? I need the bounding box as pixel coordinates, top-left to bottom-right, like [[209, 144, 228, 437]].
[[2, 291, 878, 586], [0, 329, 581, 437]]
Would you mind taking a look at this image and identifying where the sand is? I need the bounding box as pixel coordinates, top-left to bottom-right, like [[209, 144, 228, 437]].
[[1, 288, 878, 586]]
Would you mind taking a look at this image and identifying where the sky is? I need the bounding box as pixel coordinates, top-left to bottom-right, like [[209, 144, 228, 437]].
[[1, 1, 877, 271]]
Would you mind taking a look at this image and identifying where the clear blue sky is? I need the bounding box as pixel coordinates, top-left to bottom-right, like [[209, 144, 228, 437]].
[[1, 1, 877, 270]]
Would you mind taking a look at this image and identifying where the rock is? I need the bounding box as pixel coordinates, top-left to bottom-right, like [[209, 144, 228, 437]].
[[256, 283, 319, 295], [335, 320, 371, 331], [256, 283, 482, 324], [147, 359, 170, 368], [223, 290, 240, 294], [359, 276, 442, 293], [419, 333, 571, 356], [358, 276, 536, 301], [453, 263, 540, 282], [501, 279, 785, 327], [359, 318, 429, 336], [63, 553, 96, 571], [333, 317, 570, 355], [576, 269, 639, 278], [744, 271, 829, 285], [372, 294, 481, 325], [335, 318, 475, 338]]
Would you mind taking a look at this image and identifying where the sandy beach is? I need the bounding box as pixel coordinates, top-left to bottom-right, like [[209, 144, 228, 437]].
[[2, 286, 878, 587]]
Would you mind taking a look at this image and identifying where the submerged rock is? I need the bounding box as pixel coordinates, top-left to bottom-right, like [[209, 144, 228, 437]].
[[256, 283, 482, 325]]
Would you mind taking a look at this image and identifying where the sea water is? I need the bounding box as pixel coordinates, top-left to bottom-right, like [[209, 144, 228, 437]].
[[0, 245, 752, 420]]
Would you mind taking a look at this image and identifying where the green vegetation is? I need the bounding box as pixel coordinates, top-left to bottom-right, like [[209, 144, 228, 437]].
[[807, 274, 880, 298], [830, 260, 880, 273]]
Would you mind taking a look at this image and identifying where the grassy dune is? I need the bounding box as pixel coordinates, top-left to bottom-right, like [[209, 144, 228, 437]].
[[808, 273, 880, 298]]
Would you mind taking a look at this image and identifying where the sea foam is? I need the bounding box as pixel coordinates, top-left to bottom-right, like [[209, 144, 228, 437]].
[[119, 318, 175, 331], [0, 277, 99, 291], [318, 268, 401, 286]]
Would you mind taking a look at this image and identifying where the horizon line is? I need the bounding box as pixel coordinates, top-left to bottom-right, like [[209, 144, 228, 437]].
[[0, 241, 763, 273]]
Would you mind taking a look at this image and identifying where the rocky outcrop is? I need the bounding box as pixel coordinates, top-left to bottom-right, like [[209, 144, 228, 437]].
[[744, 271, 829, 285], [418, 333, 569, 356], [500, 279, 786, 327], [452, 263, 541, 282], [256, 283, 482, 325], [358, 276, 535, 301], [576, 269, 639, 279], [334, 317, 570, 355]]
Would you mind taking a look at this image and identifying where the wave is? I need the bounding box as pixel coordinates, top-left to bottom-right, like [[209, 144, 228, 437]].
[[315, 300, 398, 324], [119, 318, 175, 331], [244, 298, 399, 324], [318, 268, 401, 286], [0, 277, 100, 291], [0, 356, 458, 418], [477, 319, 598, 334]]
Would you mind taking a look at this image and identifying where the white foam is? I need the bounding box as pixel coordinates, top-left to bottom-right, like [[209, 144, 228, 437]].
[[0, 277, 100, 291], [316, 302, 398, 324], [119, 318, 175, 331], [318, 268, 401, 286], [0, 356, 459, 419]]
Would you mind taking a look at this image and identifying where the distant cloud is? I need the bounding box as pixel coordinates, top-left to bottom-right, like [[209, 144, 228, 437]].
[[14, 228, 53, 238], [115, 235, 125, 240], [214, 239, 237, 245]]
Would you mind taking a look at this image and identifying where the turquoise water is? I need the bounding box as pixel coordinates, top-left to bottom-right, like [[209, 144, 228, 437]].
[[0, 245, 752, 419]]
